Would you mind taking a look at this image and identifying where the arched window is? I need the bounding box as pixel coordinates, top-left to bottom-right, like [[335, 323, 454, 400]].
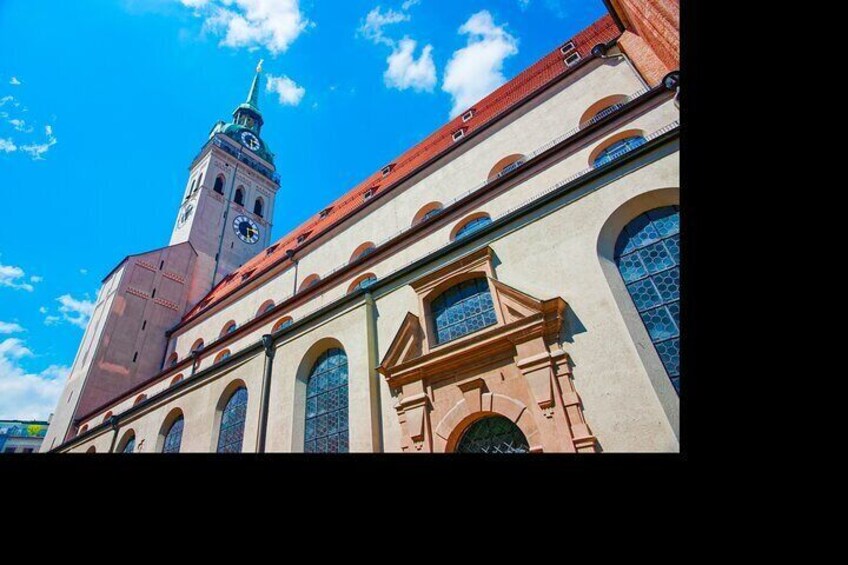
[[349, 274, 377, 294], [86, 446, 96, 454], [79, 424, 89, 434], [615, 206, 680, 393], [431, 278, 497, 344], [119, 431, 136, 453], [220, 321, 237, 337], [213, 175, 225, 195], [254, 197, 264, 218], [162, 416, 185, 454], [102, 411, 113, 423], [257, 300, 275, 317], [190, 339, 204, 353], [272, 317, 293, 332], [455, 415, 529, 453], [579, 94, 629, 127], [234, 186, 245, 206], [593, 135, 647, 168], [453, 214, 492, 241], [300, 274, 320, 291], [413, 202, 443, 226], [170, 374, 184, 387], [305, 348, 349, 453], [349, 242, 376, 263], [217, 387, 248, 453], [133, 394, 147, 406], [487, 154, 526, 181], [196, 173, 203, 192], [214, 350, 231, 364], [166, 352, 178, 368]]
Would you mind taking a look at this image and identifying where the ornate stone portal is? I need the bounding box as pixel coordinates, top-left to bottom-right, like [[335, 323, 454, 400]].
[[378, 248, 596, 453]]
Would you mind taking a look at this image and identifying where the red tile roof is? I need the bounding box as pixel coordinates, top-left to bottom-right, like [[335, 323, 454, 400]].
[[182, 15, 619, 324]]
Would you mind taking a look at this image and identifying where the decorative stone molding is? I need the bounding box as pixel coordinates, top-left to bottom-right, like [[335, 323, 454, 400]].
[[378, 247, 596, 453]]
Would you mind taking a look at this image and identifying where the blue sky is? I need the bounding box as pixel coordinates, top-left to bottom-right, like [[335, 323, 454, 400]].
[[0, 0, 607, 420]]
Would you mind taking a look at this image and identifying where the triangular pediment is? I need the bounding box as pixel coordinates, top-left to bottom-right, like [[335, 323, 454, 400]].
[[490, 278, 545, 324], [379, 312, 425, 371]]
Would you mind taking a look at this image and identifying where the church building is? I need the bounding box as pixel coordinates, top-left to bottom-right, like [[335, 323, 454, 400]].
[[43, 0, 681, 454]]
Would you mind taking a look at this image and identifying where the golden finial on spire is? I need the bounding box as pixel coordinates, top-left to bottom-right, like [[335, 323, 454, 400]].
[[256, 59, 264, 74]]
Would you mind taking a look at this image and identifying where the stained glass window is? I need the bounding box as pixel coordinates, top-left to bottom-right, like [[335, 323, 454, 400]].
[[304, 348, 349, 453], [456, 416, 529, 453], [351, 275, 377, 292], [217, 387, 248, 453], [431, 278, 497, 345], [162, 416, 184, 454], [586, 102, 626, 126], [455, 216, 492, 240], [421, 207, 442, 222], [122, 435, 135, 454], [593, 135, 647, 168], [615, 206, 680, 393]]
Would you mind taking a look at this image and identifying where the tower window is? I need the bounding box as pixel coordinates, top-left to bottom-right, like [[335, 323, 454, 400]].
[[151, 288, 156, 298], [132, 351, 138, 363], [214, 175, 225, 195], [565, 52, 581, 67], [159, 260, 164, 270], [234, 187, 245, 206], [254, 197, 264, 218], [142, 320, 147, 331]]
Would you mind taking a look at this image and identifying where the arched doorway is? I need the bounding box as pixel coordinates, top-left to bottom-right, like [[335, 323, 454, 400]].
[[455, 415, 529, 453]]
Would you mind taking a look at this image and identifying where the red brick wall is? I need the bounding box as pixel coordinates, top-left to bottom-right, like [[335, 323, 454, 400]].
[[609, 0, 679, 86]]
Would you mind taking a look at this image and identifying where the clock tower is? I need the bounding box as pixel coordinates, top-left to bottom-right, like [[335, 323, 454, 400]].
[[170, 61, 279, 294]]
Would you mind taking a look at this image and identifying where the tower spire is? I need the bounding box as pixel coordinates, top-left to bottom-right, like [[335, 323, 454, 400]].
[[245, 59, 263, 111]]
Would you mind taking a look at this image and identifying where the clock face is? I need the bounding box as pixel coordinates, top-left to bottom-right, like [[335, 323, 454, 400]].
[[241, 131, 261, 151], [178, 204, 194, 227], [233, 215, 260, 244]]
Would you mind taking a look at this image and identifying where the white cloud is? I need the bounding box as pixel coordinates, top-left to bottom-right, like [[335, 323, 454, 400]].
[[56, 294, 95, 329], [359, 6, 409, 47], [79, 269, 88, 275], [266, 74, 305, 106], [8, 118, 32, 133], [19, 124, 57, 161], [0, 138, 16, 153], [9, 77, 22, 86], [0, 337, 68, 420], [0, 95, 13, 107], [30, 275, 43, 283], [0, 321, 24, 334], [0, 262, 35, 292], [359, 3, 435, 94], [38, 307, 48, 314], [442, 10, 519, 118], [44, 316, 61, 326], [182, 0, 309, 55], [518, 0, 531, 9], [385, 38, 436, 92]]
